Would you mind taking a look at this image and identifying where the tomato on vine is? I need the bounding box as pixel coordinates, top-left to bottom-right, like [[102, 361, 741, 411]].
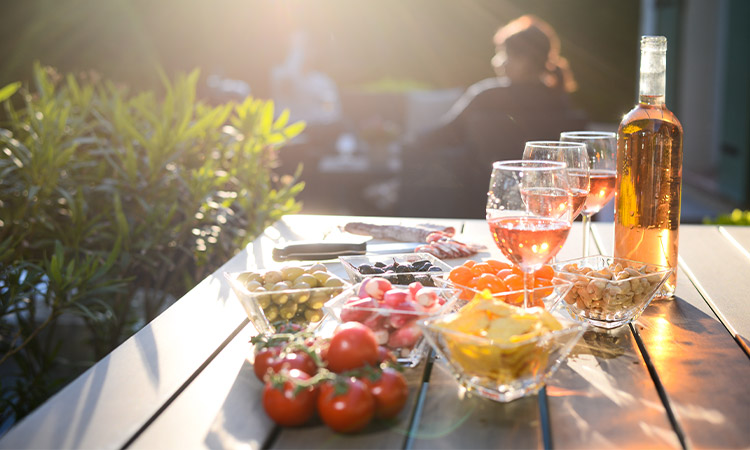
[[368, 367, 408, 420], [262, 369, 317, 427], [317, 377, 375, 433], [325, 322, 379, 373]]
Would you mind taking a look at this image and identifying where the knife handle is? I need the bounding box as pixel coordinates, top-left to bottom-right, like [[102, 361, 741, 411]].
[[272, 241, 367, 261]]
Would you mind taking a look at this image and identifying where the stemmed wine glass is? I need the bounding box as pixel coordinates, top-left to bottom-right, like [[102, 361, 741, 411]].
[[522, 141, 590, 220], [559, 131, 617, 256], [486, 160, 574, 308]]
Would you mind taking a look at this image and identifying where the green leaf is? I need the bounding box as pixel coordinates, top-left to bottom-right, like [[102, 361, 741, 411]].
[[0, 82, 21, 103]]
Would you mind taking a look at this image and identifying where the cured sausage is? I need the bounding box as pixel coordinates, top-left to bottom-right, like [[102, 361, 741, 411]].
[[343, 222, 455, 242]]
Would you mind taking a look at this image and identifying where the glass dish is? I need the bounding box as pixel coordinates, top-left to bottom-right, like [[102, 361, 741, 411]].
[[551, 256, 673, 329], [433, 276, 573, 310], [323, 281, 458, 367], [420, 309, 586, 403], [339, 252, 452, 286], [225, 267, 350, 335]]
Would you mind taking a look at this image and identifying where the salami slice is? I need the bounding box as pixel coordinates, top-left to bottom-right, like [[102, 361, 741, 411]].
[[343, 222, 455, 242]]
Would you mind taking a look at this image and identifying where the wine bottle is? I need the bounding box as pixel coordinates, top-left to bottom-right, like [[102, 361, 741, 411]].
[[614, 36, 683, 297]]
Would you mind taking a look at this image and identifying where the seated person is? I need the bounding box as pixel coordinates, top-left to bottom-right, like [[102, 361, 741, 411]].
[[398, 15, 587, 219]]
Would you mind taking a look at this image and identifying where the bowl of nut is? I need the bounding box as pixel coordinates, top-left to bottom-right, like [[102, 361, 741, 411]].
[[419, 291, 586, 402], [339, 252, 452, 287], [226, 263, 349, 335], [551, 256, 673, 329]]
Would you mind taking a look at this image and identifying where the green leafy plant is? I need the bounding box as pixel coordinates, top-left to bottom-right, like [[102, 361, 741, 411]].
[[703, 209, 750, 226], [0, 63, 305, 424]]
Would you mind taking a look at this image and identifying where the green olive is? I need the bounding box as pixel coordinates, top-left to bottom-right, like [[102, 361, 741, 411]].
[[307, 292, 329, 310], [264, 270, 284, 285], [292, 282, 312, 303], [312, 270, 331, 285], [304, 309, 324, 322], [307, 263, 327, 274], [237, 271, 262, 284], [271, 282, 292, 305], [279, 302, 298, 320], [244, 280, 262, 292], [281, 266, 306, 281], [294, 273, 319, 288], [323, 277, 345, 288], [263, 305, 279, 322], [254, 287, 271, 308]]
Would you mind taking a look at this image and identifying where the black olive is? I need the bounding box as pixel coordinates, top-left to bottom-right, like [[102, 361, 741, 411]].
[[374, 261, 386, 268], [428, 266, 443, 272]]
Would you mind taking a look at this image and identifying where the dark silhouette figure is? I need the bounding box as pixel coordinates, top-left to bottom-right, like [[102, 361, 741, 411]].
[[398, 15, 587, 219]]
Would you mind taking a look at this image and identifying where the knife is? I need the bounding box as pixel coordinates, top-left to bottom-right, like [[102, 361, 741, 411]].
[[272, 240, 423, 261]]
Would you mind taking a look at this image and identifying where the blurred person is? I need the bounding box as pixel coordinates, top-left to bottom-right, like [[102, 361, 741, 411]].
[[398, 15, 586, 219]]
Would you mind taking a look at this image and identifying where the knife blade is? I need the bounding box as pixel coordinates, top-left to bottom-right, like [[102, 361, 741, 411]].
[[272, 240, 423, 261]]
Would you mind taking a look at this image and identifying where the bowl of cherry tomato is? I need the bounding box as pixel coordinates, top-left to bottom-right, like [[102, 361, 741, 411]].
[[436, 259, 573, 309]]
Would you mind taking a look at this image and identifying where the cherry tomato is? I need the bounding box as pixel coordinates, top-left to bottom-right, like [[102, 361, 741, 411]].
[[462, 260, 477, 268], [369, 368, 409, 420], [471, 262, 493, 276], [487, 259, 512, 272], [269, 351, 318, 377], [535, 264, 555, 281], [262, 369, 317, 427], [326, 322, 379, 373], [448, 265, 472, 285], [377, 346, 397, 364], [317, 378, 375, 433], [254, 346, 282, 381]]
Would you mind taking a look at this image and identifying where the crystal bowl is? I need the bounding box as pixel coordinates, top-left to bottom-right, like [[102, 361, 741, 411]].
[[419, 306, 586, 402], [434, 276, 573, 310], [225, 267, 349, 335], [323, 280, 458, 367], [551, 256, 673, 329], [339, 252, 451, 286]]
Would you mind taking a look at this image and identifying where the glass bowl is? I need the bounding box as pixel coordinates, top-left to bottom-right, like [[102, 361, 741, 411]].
[[339, 252, 452, 287], [225, 266, 350, 335], [419, 305, 586, 403], [434, 276, 573, 310], [551, 256, 673, 329], [322, 280, 458, 367]]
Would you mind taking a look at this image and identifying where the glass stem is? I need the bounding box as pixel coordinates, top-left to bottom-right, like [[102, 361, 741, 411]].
[[522, 270, 535, 308], [582, 213, 592, 256]]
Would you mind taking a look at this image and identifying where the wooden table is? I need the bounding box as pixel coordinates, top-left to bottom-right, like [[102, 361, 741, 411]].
[[1, 215, 748, 449]]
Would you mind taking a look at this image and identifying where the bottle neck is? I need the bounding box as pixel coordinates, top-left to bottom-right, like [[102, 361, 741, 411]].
[[638, 40, 667, 106]]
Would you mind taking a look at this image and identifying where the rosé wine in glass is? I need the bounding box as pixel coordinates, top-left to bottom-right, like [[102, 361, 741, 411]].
[[486, 160, 573, 308]]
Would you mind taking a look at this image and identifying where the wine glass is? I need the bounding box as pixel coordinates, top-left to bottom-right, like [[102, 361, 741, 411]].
[[522, 141, 590, 220], [486, 160, 573, 308], [559, 131, 617, 256]]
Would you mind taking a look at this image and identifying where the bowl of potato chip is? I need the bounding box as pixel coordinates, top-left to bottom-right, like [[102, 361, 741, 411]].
[[419, 291, 586, 402]]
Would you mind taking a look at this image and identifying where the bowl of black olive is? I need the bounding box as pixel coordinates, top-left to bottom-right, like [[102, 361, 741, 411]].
[[339, 253, 452, 286]]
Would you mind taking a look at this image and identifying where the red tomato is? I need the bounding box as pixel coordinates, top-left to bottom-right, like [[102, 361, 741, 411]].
[[377, 346, 397, 364], [317, 378, 375, 433], [262, 369, 317, 427], [253, 346, 281, 381], [326, 322, 379, 373], [269, 351, 318, 377], [369, 368, 409, 420]]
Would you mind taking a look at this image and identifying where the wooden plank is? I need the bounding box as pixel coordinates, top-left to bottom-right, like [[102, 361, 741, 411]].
[[541, 223, 679, 448], [594, 223, 750, 449], [678, 225, 750, 338], [410, 360, 542, 449], [129, 322, 274, 449]]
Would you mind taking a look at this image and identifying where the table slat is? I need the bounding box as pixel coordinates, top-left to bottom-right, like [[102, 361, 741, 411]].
[[594, 223, 750, 449]]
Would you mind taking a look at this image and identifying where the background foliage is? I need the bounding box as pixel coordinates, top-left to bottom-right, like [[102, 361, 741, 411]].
[[0, 64, 305, 425]]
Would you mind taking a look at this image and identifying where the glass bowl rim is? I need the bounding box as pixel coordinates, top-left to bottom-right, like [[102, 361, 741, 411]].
[[419, 311, 587, 350], [551, 256, 673, 282]]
